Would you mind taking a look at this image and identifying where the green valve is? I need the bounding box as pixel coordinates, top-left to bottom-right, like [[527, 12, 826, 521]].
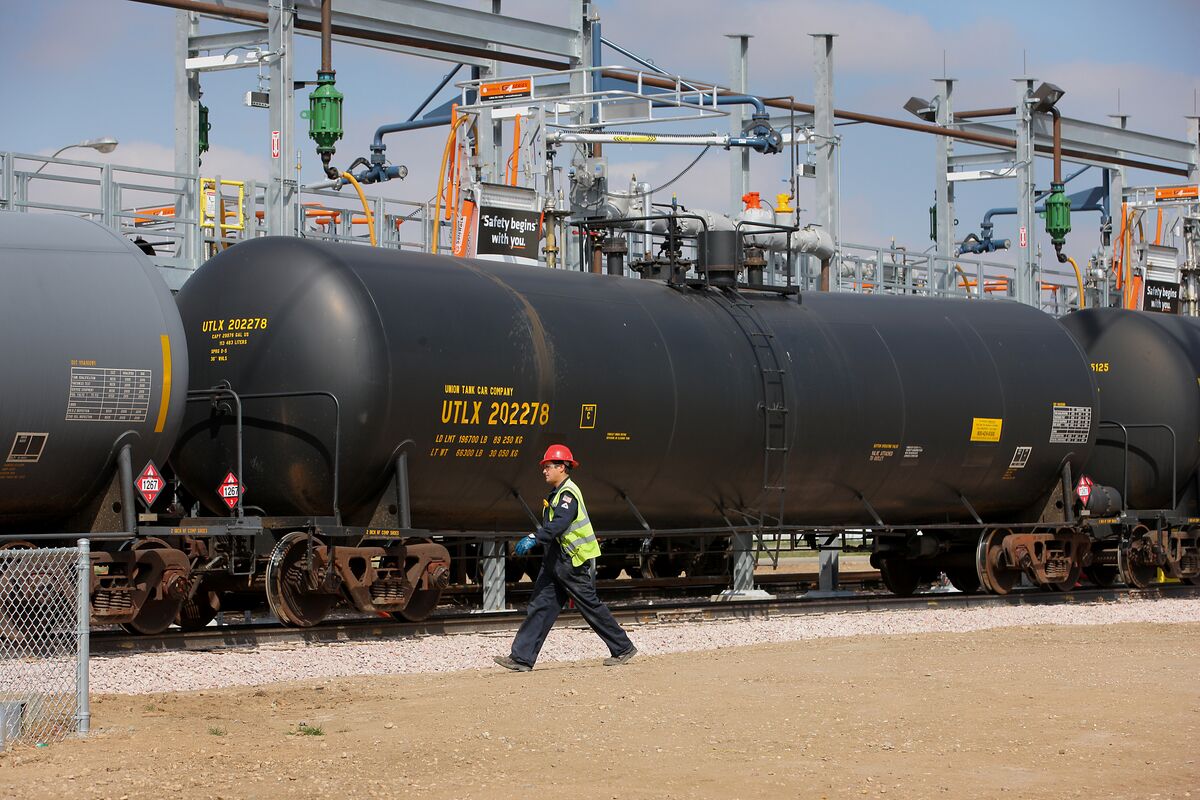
[[198, 101, 210, 157], [306, 70, 344, 155], [1044, 182, 1071, 248]]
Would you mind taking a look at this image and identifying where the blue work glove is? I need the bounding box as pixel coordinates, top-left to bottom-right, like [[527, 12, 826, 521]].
[[514, 535, 536, 556]]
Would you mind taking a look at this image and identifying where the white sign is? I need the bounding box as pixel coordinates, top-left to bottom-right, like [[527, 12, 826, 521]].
[[271, 130, 281, 159], [1018, 226, 1028, 248]]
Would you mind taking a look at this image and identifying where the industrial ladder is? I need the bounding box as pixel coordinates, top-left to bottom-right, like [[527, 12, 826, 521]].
[[711, 288, 791, 552]]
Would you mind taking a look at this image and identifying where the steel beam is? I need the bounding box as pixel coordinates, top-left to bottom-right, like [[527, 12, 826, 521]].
[[959, 118, 1193, 172], [313, 0, 579, 57], [196, 0, 579, 59], [189, 29, 269, 51]]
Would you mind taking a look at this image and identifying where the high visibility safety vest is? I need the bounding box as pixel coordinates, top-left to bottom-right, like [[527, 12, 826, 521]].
[[548, 478, 601, 567]]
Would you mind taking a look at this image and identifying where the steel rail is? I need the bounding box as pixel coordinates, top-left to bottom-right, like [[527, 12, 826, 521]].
[[91, 583, 1200, 655]]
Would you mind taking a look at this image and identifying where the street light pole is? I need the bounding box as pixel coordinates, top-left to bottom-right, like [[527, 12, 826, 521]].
[[32, 137, 119, 174]]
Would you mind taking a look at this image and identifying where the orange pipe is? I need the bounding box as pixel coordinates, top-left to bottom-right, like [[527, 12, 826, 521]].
[[506, 113, 522, 185], [452, 199, 476, 256], [1154, 208, 1163, 245]]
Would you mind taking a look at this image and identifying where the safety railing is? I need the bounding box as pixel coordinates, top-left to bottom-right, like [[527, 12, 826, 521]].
[[455, 64, 731, 129], [833, 242, 1085, 314], [0, 541, 90, 750], [295, 186, 434, 252]]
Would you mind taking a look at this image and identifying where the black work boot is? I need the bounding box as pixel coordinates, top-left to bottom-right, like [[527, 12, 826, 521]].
[[602, 646, 638, 666], [493, 655, 532, 672]]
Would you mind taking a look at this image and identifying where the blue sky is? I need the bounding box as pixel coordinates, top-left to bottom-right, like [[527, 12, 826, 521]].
[[2, 0, 1197, 264]]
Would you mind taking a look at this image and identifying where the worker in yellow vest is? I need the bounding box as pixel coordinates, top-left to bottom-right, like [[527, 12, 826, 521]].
[[494, 444, 637, 671]]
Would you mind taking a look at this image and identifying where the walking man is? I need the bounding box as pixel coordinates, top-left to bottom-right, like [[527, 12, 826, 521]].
[[494, 444, 637, 671]]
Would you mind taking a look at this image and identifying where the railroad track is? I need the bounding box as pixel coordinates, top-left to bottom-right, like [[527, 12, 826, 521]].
[[91, 582, 1200, 655]]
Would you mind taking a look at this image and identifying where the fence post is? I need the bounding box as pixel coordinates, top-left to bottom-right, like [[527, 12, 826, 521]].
[[75, 538, 90, 736]]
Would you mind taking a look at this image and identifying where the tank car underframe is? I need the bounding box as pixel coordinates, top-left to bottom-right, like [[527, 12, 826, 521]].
[[1083, 516, 1200, 589]]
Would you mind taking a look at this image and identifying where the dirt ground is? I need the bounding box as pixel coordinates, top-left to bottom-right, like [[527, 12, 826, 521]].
[[1, 622, 1197, 800]]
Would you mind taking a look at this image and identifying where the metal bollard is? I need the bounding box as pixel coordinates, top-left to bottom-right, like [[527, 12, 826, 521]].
[[75, 539, 90, 736]]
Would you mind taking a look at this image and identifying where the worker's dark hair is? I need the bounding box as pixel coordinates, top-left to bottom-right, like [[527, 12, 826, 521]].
[[555, 460, 572, 474]]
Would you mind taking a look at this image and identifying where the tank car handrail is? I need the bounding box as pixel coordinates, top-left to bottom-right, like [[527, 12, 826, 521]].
[[187, 387, 344, 526], [1097, 421, 1178, 511], [732, 218, 802, 289]]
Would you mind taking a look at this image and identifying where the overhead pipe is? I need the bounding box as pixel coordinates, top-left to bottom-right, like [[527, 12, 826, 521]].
[[320, 0, 331, 73], [954, 106, 1017, 121], [600, 69, 1189, 178]]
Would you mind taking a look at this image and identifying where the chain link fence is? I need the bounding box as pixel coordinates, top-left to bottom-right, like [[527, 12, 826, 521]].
[[0, 541, 89, 749]]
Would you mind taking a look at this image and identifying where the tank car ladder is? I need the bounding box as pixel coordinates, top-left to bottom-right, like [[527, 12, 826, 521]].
[[710, 288, 791, 560]]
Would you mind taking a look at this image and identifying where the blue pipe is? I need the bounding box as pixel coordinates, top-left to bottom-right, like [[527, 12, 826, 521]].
[[407, 63, 462, 123]]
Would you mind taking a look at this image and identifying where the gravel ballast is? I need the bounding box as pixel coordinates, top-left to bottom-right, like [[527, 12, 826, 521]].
[[89, 596, 1200, 694]]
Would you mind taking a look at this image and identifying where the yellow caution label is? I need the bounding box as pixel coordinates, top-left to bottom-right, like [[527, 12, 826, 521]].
[[970, 417, 1003, 442], [613, 134, 657, 144], [580, 403, 598, 429]]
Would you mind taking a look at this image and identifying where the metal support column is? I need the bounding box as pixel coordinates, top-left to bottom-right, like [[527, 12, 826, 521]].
[[1189, 116, 1200, 187], [811, 34, 838, 290], [480, 538, 506, 612], [1014, 78, 1038, 306], [727, 34, 752, 213], [74, 538, 90, 736], [713, 531, 772, 601], [1106, 113, 1129, 309], [818, 533, 840, 592], [933, 78, 956, 290], [267, 0, 297, 236], [173, 11, 201, 266]]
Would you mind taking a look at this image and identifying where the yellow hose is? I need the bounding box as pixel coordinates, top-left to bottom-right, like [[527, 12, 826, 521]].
[[952, 264, 975, 298], [1064, 255, 1084, 309], [341, 171, 376, 247], [433, 114, 471, 254]]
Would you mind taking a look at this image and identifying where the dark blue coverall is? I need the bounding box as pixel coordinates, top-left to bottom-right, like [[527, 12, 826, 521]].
[[508, 484, 634, 668]]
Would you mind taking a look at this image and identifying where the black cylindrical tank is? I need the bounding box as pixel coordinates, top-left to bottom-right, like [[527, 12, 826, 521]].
[[173, 238, 1095, 529], [1059, 308, 1200, 509], [0, 215, 189, 529]]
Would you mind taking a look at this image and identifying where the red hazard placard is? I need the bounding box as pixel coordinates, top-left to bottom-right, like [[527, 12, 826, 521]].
[[218, 471, 242, 509], [271, 130, 281, 159], [136, 461, 165, 508], [1075, 475, 1094, 503]]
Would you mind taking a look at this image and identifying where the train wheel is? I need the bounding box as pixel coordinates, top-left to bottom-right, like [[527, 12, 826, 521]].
[[265, 532, 339, 628], [120, 539, 186, 635], [976, 528, 1020, 595], [879, 558, 919, 596], [1118, 538, 1160, 589], [1083, 564, 1120, 587], [945, 567, 981, 594], [394, 588, 440, 622], [176, 589, 221, 631]]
